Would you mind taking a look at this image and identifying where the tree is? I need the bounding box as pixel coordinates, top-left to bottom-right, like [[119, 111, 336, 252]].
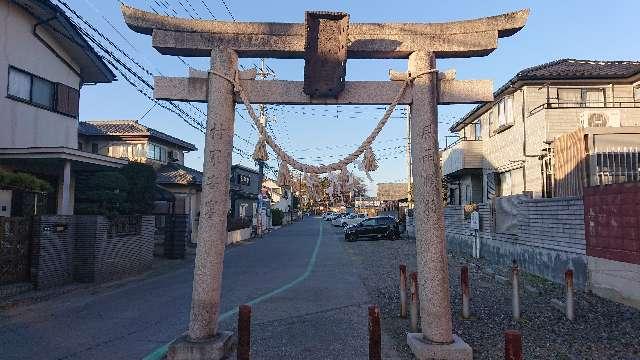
[[75, 171, 129, 217], [75, 163, 157, 216], [0, 170, 52, 192]]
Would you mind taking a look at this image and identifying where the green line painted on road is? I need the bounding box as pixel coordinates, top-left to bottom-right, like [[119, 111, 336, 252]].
[[142, 221, 324, 360]]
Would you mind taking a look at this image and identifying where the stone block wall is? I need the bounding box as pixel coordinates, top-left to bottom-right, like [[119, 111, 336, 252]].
[[31, 216, 75, 289], [445, 197, 587, 287]]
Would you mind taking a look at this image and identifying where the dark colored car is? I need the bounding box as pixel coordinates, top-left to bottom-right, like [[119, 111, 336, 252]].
[[344, 216, 400, 241]]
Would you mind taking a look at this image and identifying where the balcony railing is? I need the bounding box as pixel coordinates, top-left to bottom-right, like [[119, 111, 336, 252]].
[[530, 100, 640, 116], [441, 139, 484, 176]]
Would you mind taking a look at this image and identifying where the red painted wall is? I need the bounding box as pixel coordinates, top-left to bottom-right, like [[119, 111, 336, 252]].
[[584, 182, 640, 265]]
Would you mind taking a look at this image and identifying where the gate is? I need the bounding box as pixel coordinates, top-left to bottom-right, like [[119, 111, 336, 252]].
[[0, 217, 32, 285], [584, 182, 640, 265]]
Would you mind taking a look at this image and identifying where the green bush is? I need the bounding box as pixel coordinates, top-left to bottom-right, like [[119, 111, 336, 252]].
[[271, 208, 284, 226], [0, 170, 52, 192]]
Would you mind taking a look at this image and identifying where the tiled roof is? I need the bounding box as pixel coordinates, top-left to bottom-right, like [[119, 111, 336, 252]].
[[450, 59, 640, 132], [156, 162, 202, 186], [78, 120, 197, 151], [512, 59, 640, 81]]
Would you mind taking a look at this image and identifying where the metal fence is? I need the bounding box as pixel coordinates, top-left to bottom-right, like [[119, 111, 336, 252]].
[[591, 147, 640, 186], [108, 216, 142, 237]]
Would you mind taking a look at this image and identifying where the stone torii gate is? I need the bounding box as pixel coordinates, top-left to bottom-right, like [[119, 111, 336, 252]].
[[121, 6, 528, 359]]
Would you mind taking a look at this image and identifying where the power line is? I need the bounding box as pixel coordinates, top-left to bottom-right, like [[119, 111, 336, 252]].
[[219, 0, 235, 20]]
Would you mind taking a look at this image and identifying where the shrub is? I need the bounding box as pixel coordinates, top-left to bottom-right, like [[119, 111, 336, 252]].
[[0, 170, 52, 192], [271, 208, 284, 226], [227, 216, 252, 231]]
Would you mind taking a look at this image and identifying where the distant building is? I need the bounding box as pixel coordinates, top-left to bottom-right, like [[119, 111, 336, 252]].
[[229, 164, 260, 220], [262, 178, 293, 224], [376, 183, 408, 201]]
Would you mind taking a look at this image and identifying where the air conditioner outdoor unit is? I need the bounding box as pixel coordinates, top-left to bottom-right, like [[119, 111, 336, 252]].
[[580, 110, 620, 128]]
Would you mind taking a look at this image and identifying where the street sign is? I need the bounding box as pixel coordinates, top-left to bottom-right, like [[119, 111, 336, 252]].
[[470, 211, 480, 230]]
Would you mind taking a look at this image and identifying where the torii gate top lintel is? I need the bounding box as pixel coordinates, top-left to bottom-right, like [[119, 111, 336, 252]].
[[121, 5, 529, 59]]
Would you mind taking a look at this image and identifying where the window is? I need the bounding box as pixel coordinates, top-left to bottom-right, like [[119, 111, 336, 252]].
[[474, 122, 482, 140], [557, 88, 605, 107], [8, 67, 31, 100], [557, 89, 581, 107], [498, 168, 524, 197], [147, 143, 167, 162], [584, 89, 605, 107], [238, 174, 251, 186], [361, 219, 375, 226], [32, 77, 54, 109], [91, 143, 99, 154], [497, 96, 514, 127], [7, 66, 80, 117], [490, 96, 514, 135], [633, 85, 640, 101], [78, 142, 83, 151]]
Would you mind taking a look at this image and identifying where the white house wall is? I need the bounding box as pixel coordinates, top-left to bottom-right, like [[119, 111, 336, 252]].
[[0, 0, 81, 149]]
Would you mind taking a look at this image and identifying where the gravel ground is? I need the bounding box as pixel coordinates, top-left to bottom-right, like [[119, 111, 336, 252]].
[[338, 227, 640, 360]]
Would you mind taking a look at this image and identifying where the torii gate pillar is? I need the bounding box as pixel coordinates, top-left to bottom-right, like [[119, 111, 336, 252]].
[[407, 51, 472, 358], [166, 49, 238, 359]]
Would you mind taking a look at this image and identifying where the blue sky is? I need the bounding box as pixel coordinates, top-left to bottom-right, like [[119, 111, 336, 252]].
[[71, 0, 639, 194]]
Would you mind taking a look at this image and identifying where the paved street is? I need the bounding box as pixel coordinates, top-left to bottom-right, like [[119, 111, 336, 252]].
[[0, 218, 397, 359]]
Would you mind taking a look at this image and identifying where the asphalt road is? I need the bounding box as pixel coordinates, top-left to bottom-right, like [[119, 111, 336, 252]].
[[0, 217, 396, 359]]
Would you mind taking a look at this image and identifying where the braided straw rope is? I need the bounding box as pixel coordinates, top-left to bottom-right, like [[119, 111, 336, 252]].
[[211, 69, 436, 174]]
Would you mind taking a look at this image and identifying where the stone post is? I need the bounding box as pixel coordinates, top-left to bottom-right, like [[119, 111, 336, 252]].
[[167, 48, 238, 360], [190, 48, 237, 339], [58, 160, 72, 215], [406, 50, 472, 359]]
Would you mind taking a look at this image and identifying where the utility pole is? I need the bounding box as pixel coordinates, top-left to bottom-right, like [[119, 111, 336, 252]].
[[255, 59, 275, 236], [406, 105, 413, 208]]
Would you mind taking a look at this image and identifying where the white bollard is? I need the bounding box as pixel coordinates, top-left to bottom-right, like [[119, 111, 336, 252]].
[[511, 262, 520, 321]]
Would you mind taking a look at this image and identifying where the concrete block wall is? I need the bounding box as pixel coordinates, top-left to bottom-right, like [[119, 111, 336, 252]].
[[31, 216, 75, 289], [93, 216, 155, 283], [32, 215, 155, 288], [74, 215, 100, 283], [445, 197, 587, 287]]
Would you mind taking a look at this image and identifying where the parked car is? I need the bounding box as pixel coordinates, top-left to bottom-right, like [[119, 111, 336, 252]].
[[322, 212, 335, 221], [340, 213, 367, 227], [344, 216, 400, 241], [331, 213, 348, 226]]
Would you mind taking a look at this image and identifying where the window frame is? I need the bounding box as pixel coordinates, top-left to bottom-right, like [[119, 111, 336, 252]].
[[556, 87, 606, 108], [147, 142, 168, 162], [6, 65, 79, 118]]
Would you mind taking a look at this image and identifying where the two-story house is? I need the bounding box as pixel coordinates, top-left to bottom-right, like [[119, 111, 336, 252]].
[[0, 0, 125, 217], [441, 59, 640, 204], [77, 120, 202, 240]]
